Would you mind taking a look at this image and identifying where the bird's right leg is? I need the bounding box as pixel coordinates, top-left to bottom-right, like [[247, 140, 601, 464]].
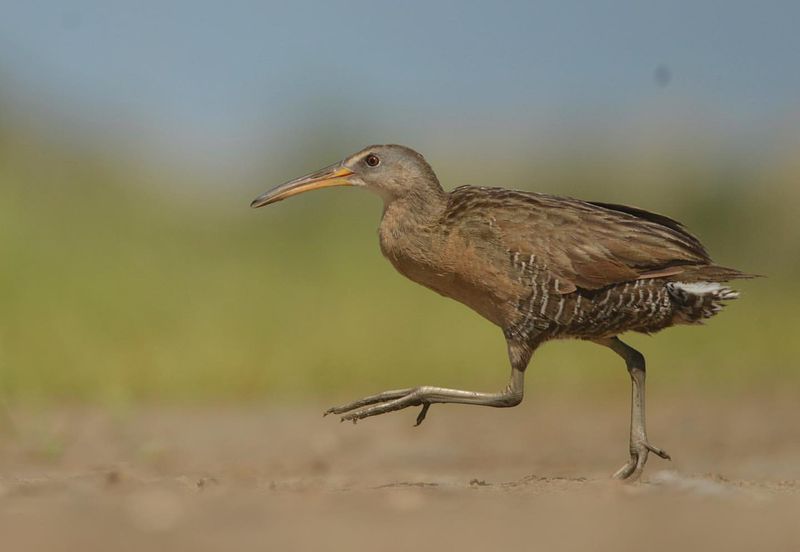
[[324, 340, 533, 425], [597, 337, 671, 481]]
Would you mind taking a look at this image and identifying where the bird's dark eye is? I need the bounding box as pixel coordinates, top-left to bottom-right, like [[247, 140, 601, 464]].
[[365, 154, 380, 167]]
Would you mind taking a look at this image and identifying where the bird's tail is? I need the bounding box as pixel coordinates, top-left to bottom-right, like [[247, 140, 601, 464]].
[[666, 281, 740, 324]]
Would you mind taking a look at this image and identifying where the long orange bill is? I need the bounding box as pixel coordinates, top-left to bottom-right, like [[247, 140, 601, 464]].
[[250, 164, 355, 208]]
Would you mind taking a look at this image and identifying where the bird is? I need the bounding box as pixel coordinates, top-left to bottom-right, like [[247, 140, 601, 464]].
[[250, 144, 754, 480]]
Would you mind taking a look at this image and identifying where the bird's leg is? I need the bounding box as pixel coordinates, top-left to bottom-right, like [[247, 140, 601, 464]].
[[325, 340, 532, 425], [599, 337, 671, 481]]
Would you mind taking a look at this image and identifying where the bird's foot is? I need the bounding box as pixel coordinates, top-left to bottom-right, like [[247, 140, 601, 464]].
[[324, 385, 515, 426], [612, 440, 671, 481], [324, 388, 430, 425]]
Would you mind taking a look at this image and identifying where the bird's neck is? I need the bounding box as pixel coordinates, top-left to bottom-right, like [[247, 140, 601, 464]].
[[381, 186, 447, 230], [377, 178, 448, 268]]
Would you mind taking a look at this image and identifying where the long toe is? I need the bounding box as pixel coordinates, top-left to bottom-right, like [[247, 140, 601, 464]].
[[612, 459, 637, 480], [340, 394, 421, 423], [323, 389, 416, 417], [612, 441, 671, 482], [325, 403, 365, 416], [645, 443, 671, 460], [612, 450, 648, 481]]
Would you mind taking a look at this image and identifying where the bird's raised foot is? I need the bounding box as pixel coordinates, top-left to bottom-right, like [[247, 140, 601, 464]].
[[324, 385, 518, 426], [613, 441, 671, 481], [324, 388, 415, 416], [324, 388, 430, 425]]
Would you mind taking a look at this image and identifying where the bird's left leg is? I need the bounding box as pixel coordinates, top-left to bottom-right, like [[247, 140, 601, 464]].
[[597, 337, 671, 481], [325, 340, 533, 425]]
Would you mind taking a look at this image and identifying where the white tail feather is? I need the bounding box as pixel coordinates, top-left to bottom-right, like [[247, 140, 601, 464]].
[[666, 281, 740, 322]]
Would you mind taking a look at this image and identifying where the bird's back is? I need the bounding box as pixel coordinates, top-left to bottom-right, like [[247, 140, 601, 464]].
[[384, 185, 753, 343]]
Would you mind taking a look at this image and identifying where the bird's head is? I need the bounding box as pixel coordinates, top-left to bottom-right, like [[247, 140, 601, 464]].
[[250, 144, 442, 208]]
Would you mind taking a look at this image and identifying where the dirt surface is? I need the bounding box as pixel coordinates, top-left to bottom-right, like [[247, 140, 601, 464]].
[[1, 393, 799, 551]]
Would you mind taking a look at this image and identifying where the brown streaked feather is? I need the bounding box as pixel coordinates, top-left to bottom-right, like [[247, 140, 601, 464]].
[[444, 186, 736, 292], [585, 200, 710, 258], [670, 264, 759, 282], [637, 266, 687, 279]]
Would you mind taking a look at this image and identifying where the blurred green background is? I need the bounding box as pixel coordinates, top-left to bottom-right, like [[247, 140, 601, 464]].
[[0, 2, 798, 404]]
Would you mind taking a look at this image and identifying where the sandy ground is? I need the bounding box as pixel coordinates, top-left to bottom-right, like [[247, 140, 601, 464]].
[[1, 393, 799, 551]]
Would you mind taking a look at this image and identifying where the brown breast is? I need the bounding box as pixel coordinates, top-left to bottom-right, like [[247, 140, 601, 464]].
[[378, 198, 523, 328]]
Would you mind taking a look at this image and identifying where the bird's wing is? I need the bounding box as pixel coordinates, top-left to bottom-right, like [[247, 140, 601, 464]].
[[445, 187, 711, 294]]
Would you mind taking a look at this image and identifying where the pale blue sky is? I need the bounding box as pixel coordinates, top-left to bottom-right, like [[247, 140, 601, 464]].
[[1, 1, 798, 169]]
